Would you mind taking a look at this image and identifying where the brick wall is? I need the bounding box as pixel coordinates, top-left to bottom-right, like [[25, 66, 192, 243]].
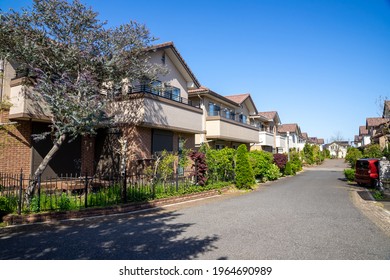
[[0, 110, 32, 174]]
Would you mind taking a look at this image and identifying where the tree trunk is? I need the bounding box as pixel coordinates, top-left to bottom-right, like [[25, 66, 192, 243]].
[[25, 134, 67, 206]]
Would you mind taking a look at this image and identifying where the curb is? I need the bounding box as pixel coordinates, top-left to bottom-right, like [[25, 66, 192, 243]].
[[3, 187, 231, 227], [351, 187, 390, 237]]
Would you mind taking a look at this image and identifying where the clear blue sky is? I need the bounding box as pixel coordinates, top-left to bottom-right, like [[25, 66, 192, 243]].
[[2, 0, 390, 143]]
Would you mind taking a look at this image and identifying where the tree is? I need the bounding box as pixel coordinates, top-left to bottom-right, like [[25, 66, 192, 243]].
[[345, 147, 363, 168], [235, 144, 255, 189], [0, 0, 164, 204]]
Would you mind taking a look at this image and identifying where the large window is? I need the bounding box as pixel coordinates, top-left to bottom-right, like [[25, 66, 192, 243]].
[[152, 129, 173, 154], [208, 102, 220, 116]]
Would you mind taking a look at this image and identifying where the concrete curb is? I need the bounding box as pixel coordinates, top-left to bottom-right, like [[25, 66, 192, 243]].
[[351, 187, 390, 237], [3, 187, 232, 227]]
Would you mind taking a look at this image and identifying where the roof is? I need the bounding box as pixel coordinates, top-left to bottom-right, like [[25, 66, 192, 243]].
[[366, 117, 388, 128], [188, 86, 239, 106], [148, 42, 201, 88], [224, 93, 258, 115], [258, 111, 277, 120], [359, 125, 368, 135], [224, 94, 250, 104], [317, 138, 325, 144], [278, 123, 299, 133]]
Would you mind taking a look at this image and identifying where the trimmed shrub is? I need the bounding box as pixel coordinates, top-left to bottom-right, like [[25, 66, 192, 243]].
[[206, 147, 235, 182], [284, 162, 294, 176], [249, 150, 274, 181], [235, 144, 255, 189], [363, 144, 382, 159], [265, 163, 281, 181], [190, 151, 208, 186], [344, 168, 355, 182], [345, 147, 363, 168]]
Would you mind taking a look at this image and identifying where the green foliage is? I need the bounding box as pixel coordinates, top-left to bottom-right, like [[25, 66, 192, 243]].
[[0, 196, 17, 219], [235, 144, 255, 189], [248, 150, 274, 182], [206, 147, 235, 182], [284, 162, 294, 176], [372, 190, 384, 200], [302, 143, 314, 165], [290, 149, 303, 172], [156, 150, 176, 184], [58, 192, 71, 211], [343, 168, 355, 182], [345, 147, 363, 168], [264, 163, 282, 181], [363, 144, 383, 158]]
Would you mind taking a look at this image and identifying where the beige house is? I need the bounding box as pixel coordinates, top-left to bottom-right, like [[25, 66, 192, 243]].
[[188, 87, 259, 149], [277, 123, 304, 151], [250, 111, 286, 153], [0, 42, 205, 176], [366, 117, 388, 149]]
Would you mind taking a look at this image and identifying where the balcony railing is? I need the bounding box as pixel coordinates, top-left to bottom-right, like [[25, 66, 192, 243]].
[[127, 85, 197, 108], [208, 110, 251, 125]]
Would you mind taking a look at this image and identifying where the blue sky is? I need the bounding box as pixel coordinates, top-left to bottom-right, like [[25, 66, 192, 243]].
[[2, 0, 390, 143]]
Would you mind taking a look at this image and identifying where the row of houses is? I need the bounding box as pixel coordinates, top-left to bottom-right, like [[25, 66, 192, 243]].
[[0, 42, 324, 178], [354, 100, 390, 150]]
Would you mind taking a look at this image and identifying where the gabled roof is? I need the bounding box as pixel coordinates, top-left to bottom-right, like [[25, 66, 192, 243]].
[[224, 93, 258, 115], [257, 111, 281, 124], [148, 41, 201, 88], [366, 117, 388, 128], [188, 86, 238, 107], [278, 123, 301, 134], [301, 132, 309, 140], [359, 125, 368, 136], [317, 138, 325, 145]]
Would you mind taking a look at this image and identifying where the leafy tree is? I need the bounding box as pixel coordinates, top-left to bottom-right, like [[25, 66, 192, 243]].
[[235, 144, 255, 189], [363, 144, 382, 159], [0, 0, 163, 203], [302, 143, 314, 165], [345, 147, 363, 168]]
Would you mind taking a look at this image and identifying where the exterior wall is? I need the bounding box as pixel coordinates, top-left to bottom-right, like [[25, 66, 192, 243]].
[[149, 49, 189, 99], [81, 135, 95, 175], [0, 60, 16, 101], [259, 131, 274, 147], [362, 135, 371, 146], [0, 110, 32, 174]]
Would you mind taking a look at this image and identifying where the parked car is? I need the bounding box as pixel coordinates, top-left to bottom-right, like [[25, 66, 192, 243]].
[[355, 158, 379, 187]]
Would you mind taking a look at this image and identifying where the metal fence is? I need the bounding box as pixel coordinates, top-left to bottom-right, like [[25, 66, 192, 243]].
[[0, 170, 196, 214]]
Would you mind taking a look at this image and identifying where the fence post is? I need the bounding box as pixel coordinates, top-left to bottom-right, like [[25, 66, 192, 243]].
[[175, 166, 179, 192], [84, 173, 88, 208], [18, 169, 23, 215], [122, 169, 127, 204]]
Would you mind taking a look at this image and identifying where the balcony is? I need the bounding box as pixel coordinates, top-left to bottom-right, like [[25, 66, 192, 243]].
[[259, 131, 275, 147], [205, 113, 259, 143], [110, 91, 203, 134]]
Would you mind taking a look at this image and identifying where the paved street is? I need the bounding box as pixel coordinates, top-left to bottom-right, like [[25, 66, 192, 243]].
[[0, 159, 389, 259]]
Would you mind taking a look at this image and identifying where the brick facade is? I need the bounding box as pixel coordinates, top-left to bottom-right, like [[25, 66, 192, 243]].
[[0, 110, 32, 174]]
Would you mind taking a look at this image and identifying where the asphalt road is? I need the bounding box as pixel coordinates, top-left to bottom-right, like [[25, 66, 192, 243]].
[[0, 159, 389, 260]]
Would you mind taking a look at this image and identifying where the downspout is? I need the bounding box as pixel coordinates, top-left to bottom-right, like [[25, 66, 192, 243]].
[[0, 59, 4, 102]]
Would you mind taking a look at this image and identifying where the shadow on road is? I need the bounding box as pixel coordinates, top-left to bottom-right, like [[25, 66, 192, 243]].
[[0, 209, 220, 260]]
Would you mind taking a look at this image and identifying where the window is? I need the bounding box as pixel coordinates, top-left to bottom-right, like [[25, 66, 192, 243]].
[[152, 129, 173, 154], [164, 86, 181, 101], [239, 114, 247, 124], [208, 103, 220, 116]]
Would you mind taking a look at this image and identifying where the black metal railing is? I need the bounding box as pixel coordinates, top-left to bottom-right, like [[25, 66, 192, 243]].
[[129, 85, 197, 108]]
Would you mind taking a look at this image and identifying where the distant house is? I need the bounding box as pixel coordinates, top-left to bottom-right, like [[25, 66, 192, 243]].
[[277, 123, 304, 151], [250, 111, 286, 153], [188, 87, 259, 149], [324, 141, 349, 158]]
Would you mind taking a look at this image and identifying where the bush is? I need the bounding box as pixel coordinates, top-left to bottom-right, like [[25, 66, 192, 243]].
[[0, 196, 16, 220], [58, 192, 71, 211], [206, 147, 235, 182], [344, 168, 355, 182], [363, 144, 382, 158], [284, 162, 294, 176], [345, 147, 363, 168], [235, 144, 255, 189], [273, 153, 288, 172], [265, 163, 281, 181], [249, 150, 274, 181], [190, 151, 208, 186], [290, 149, 303, 172]]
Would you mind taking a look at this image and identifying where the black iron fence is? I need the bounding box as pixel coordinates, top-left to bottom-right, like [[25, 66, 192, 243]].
[[0, 169, 198, 215]]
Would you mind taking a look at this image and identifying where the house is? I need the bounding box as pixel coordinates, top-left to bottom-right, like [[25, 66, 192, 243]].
[[277, 123, 304, 151], [188, 87, 259, 149], [366, 117, 388, 149], [250, 111, 286, 153], [324, 141, 349, 158], [0, 42, 204, 177], [359, 125, 371, 147]]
